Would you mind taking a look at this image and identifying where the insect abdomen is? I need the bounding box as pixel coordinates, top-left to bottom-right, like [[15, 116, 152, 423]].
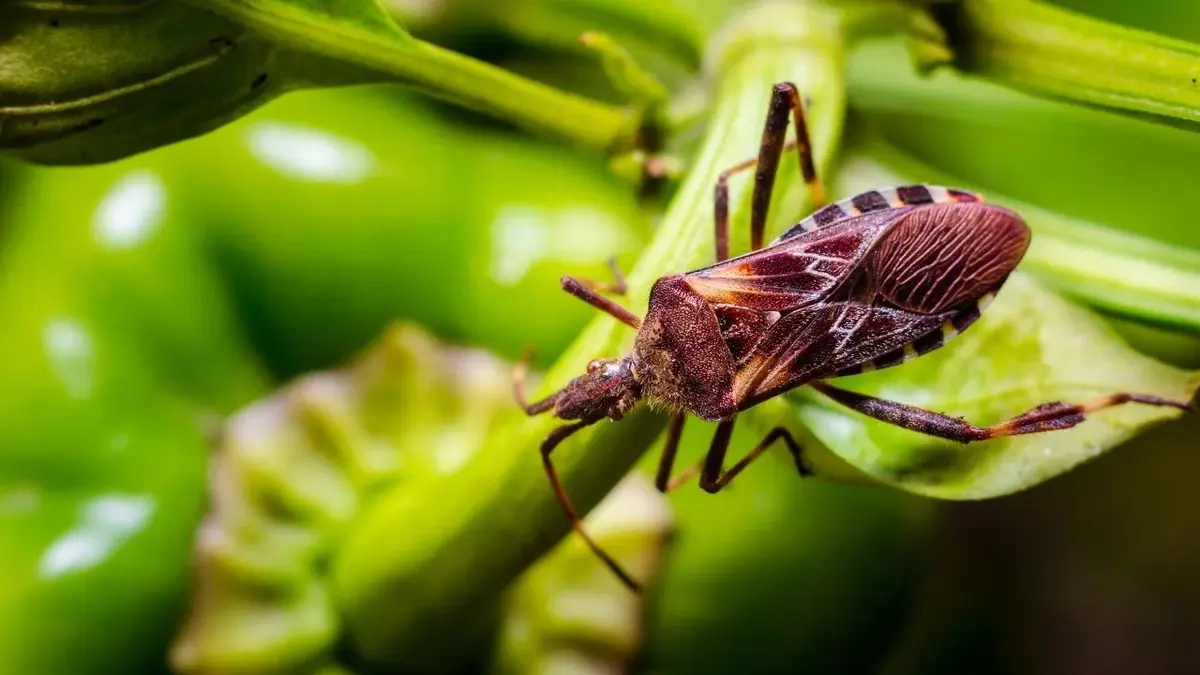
[[775, 185, 983, 242]]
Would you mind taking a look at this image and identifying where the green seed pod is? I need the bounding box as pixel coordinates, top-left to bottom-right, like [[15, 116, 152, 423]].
[[0, 0, 282, 165]]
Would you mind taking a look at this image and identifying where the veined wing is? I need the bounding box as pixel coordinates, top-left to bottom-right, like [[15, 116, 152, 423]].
[[732, 300, 962, 410], [685, 207, 909, 312]]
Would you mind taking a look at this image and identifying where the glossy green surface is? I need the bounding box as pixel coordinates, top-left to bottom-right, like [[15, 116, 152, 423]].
[[0, 161, 266, 674]]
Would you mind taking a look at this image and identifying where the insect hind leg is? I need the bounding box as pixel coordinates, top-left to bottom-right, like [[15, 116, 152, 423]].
[[713, 82, 826, 261], [810, 381, 1193, 443]]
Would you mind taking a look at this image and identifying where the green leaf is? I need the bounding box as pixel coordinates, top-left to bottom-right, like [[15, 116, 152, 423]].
[[783, 274, 1199, 500], [0, 4, 286, 165]]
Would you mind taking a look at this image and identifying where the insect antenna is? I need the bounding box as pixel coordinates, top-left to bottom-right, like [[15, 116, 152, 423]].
[[513, 348, 558, 415]]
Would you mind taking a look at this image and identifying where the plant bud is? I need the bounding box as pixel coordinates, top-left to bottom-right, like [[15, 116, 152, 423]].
[[0, 0, 281, 165]]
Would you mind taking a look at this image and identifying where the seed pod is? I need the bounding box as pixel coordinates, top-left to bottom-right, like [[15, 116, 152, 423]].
[[0, 0, 282, 165]]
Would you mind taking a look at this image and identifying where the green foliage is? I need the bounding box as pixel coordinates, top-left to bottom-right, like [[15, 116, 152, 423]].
[[196, 0, 416, 47]]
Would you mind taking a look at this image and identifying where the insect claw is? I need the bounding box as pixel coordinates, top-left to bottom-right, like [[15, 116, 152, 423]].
[[795, 455, 815, 478]]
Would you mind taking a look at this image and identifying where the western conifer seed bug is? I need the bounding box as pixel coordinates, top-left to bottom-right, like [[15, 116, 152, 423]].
[[514, 82, 1195, 593]]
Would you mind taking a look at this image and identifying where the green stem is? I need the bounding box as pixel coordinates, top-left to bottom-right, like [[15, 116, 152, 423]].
[[921, 0, 1200, 127], [365, 40, 642, 150], [191, 0, 641, 151], [331, 2, 847, 669]]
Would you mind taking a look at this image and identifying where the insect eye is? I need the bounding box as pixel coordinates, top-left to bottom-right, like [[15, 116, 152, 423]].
[[587, 359, 605, 373]]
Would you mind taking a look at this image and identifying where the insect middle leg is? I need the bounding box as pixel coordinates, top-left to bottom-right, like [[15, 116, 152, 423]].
[[810, 381, 1194, 443], [714, 82, 826, 261], [657, 416, 812, 494]]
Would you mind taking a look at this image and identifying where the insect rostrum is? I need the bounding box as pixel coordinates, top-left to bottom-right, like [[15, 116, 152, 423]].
[[514, 82, 1195, 594]]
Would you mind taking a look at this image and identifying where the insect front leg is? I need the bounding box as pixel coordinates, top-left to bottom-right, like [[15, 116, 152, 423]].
[[564, 256, 629, 295], [713, 82, 826, 260], [810, 382, 1194, 443], [540, 420, 644, 593], [560, 272, 642, 329], [664, 416, 812, 494]]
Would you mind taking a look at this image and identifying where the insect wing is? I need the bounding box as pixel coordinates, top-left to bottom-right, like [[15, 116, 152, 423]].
[[685, 207, 910, 313], [732, 300, 956, 409], [866, 201, 1029, 314], [731, 199, 1027, 409]]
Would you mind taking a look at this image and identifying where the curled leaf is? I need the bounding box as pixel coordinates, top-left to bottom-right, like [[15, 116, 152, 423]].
[[782, 274, 1198, 500]]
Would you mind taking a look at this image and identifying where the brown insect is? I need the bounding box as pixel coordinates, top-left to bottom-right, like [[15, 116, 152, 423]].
[[514, 82, 1195, 593]]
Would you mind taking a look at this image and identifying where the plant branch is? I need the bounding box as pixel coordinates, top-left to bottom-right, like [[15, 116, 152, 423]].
[[918, 0, 1200, 128], [190, 0, 642, 152]]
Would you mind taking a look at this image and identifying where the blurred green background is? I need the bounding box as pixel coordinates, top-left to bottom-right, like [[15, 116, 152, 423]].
[[1, 0, 1199, 674]]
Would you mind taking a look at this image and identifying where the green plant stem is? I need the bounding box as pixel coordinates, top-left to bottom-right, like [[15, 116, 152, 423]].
[[921, 0, 1200, 127], [330, 2, 847, 669], [373, 40, 642, 150], [193, 0, 641, 151]]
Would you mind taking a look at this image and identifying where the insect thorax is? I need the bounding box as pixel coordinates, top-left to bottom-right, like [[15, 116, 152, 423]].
[[631, 276, 737, 422]]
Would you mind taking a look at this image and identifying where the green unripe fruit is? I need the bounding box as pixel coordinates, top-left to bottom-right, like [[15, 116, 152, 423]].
[[0, 0, 282, 164]]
